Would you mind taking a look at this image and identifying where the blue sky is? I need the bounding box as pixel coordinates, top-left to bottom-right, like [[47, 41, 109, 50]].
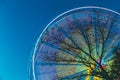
[[0, 0, 120, 80]]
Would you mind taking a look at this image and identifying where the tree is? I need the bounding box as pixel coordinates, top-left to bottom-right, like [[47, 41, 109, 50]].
[[110, 44, 120, 80]]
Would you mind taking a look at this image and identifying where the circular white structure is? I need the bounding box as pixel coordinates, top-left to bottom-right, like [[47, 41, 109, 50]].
[[30, 6, 120, 80]]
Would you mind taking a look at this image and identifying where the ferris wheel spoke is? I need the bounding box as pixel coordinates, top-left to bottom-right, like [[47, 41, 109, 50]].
[[92, 13, 101, 59], [37, 62, 82, 66], [103, 50, 113, 61], [59, 70, 88, 80], [43, 41, 80, 59], [56, 65, 87, 73]]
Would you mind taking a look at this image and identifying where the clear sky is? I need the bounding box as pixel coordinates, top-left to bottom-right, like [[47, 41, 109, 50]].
[[0, 0, 120, 80]]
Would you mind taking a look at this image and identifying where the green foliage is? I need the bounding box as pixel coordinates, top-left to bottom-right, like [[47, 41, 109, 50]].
[[110, 45, 120, 79]]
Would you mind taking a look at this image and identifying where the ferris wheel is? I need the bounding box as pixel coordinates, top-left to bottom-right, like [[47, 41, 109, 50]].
[[30, 6, 120, 80]]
